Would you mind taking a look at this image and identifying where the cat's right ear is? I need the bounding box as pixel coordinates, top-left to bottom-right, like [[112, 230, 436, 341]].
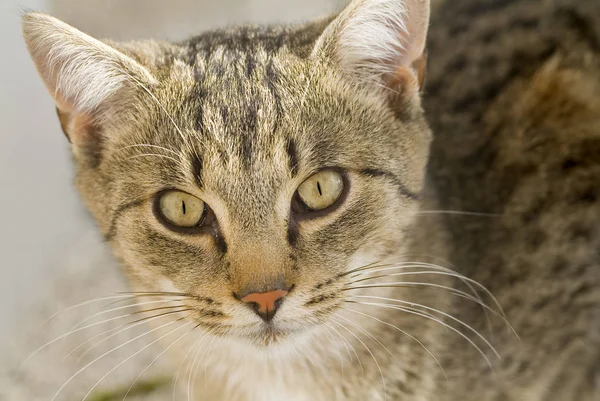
[[22, 13, 156, 152]]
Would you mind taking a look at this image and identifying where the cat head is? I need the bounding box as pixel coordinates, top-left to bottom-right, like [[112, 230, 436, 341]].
[[22, 0, 431, 348]]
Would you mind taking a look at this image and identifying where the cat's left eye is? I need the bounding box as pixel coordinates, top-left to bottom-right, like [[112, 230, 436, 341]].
[[294, 170, 345, 213], [154, 190, 207, 231]]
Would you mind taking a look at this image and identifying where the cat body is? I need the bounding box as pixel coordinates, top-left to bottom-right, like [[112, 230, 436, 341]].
[[425, 1, 600, 399], [20, 0, 599, 400]]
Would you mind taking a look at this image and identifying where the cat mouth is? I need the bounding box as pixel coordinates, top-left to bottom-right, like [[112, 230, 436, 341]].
[[238, 324, 294, 347], [256, 325, 290, 345]]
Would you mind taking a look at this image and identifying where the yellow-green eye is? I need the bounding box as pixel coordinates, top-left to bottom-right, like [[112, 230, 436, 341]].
[[157, 191, 205, 228], [296, 170, 344, 211]]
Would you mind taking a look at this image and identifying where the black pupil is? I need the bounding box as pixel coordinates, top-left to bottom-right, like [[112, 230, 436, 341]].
[[317, 181, 322, 196], [182, 200, 186, 214]]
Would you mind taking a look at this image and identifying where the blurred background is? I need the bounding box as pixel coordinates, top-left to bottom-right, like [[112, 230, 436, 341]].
[[0, 0, 348, 341]]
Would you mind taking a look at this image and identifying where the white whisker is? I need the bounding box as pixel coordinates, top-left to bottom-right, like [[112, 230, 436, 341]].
[[172, 332, 208, 401], [51, 317, 184, 401], [21, 307, 185, 372], [321, 323, 345, 378], [350, 296, 501, 359], [416, 210, 499, 217], [74, 298, 188, 330], [75, 306, 188, 364], [123, 323, 198, 401], [125, 153, 181, 164], [346, 279, 517, 339], [347, 261, 498, 335], [332, 318, 387, 401], [345, 281, 500, 316], [322, 321, 354, 361], [334, 313, 393, 357], [81, 320, 190, 401], [117, 143, 180, 157], [323, 321, 363, 376], [190, 335, 215, 401], [347, 264, 506, 317], [20, 294, 136, 367], [350, 300, 495, 368], [119, 71, 191, 151], [343, 307, 447, 380]]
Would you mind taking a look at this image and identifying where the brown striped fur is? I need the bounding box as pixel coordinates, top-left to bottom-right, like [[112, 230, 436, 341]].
[[20, 0, 600, 399]]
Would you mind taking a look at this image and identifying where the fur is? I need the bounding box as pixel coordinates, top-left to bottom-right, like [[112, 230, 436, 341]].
[[17, 0, 600, 400]]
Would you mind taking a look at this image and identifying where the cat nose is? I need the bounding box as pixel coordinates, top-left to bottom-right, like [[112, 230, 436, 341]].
[[239, 289, 289, 322]]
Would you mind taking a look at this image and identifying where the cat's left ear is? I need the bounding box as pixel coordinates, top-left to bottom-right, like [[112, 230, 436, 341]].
[[22, 12, 157, 152], [313, 0, 429, 103]]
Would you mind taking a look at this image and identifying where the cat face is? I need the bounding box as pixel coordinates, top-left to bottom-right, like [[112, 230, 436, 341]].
[[23, 0, 431, 348]]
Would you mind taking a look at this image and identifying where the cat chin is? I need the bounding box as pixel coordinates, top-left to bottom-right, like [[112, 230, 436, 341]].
[[226, 321, 320, 355], [231, 326, 299, 349]]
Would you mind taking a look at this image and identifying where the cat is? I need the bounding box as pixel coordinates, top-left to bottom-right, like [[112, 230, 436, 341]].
[[20, 0, 599, 400]]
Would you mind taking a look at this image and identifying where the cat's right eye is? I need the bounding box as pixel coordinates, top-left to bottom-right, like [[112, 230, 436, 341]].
[[154, 190, 208, 231]]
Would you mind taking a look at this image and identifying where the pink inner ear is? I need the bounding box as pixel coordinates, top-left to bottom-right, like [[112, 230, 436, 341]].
[[57, 106, 102, 149], [400, 0, 430, 67]]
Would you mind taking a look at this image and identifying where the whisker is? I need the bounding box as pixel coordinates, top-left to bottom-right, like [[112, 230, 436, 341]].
[[349, 296, 501, 359], [123, 322, 200, 401], [116, 143, 180, 157], [190, 335, 215, 401], [320, 323, 345, 377], [344, 281, 494, 313], [349, 300, 495, 368], [346, 272, 502, 337], [299, 332, 329, 379], [346, 261, 494, 310], [81, 319, 190, 401], [21, 295, 136, 353], [338, 261, 387, 278], [347, 264, 506, 317], [331, 318, 387, 401], [64, 322, 126, 362], [343, 307, 447, 380], [119, 71, 190, 150], [348, 264, 430, 280], [74, 298, 190, 330], [95, 293, 191, 313], [203, 335, 220, 397], [334, 314, 393, 357], [74, 306, 188, 364], [125, 153, 181, 164], [116, 292, 193, 297], [347, 265, 496, 320], [345, 258, 505, 340], [346, 260, 460, 277], [345, 280, 477, 300], [323, 321, 363, 375], [21, 305, 187, 371], [51, 315, 188, 401], [415, 210, 500, 217], [322, 321, 355, 363], [173, 332, 208, 401], [344, 281, 516, 337]]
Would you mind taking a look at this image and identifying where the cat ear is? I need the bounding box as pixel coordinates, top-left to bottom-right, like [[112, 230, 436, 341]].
[[313, 0, 429, 97], [22, 12, 156, 149]]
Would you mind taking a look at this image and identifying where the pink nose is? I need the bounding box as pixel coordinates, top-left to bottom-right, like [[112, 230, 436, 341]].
[[241, 289, 288, 322]]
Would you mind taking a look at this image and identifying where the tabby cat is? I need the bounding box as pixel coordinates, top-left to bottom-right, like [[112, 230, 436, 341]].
[[21, 0, 599, 400]]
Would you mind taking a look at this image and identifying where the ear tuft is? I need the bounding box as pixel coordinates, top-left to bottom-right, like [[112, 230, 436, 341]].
[[22, 12, 156, 113]]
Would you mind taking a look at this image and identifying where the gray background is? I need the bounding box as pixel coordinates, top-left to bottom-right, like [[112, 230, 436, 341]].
[[0, 0, 347, 339]]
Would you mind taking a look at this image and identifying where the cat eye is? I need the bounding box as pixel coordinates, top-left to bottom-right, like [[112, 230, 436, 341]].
[[154, 190, 208, 231], [295, 170, 345, 212]]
